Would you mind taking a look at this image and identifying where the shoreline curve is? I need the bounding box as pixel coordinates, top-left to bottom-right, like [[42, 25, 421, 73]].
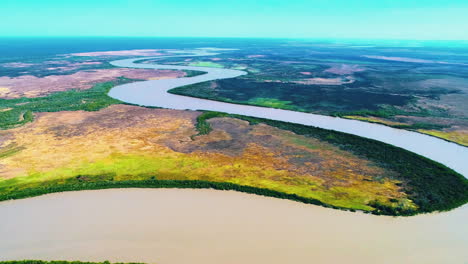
[[108, 50, 468, 177]]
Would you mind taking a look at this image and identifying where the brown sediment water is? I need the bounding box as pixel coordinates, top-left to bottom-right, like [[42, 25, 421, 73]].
[[0, 188, 467, 264]]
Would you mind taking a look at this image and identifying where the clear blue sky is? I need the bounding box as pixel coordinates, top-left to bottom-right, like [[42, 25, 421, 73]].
[[1, 0, 468, 40]]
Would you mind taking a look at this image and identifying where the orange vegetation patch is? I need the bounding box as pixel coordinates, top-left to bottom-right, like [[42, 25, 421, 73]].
[[0, 105, 412, 210], [71, 49, 164, 57], [0, 68, 185, 98]]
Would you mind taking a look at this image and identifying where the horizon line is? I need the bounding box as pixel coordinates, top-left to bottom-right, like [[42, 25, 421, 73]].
[[1, 35, 468, 42]]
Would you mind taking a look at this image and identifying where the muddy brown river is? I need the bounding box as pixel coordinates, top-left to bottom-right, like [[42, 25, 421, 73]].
[[1, 49, 466, 264], [0, 189, 467, 264]]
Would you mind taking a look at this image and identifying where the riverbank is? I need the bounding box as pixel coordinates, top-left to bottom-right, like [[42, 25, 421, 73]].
[[1, 108, 467, 215], [108, 53, 468, 177], [1, 188, 467, 264]]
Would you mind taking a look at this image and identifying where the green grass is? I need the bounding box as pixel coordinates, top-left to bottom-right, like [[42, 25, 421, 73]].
[[1, 109, 466, 216], [0, 77, 132, 129], [247, 98, 297, 110], [0, 109, 34, 129], [1, 110, 465, 216]]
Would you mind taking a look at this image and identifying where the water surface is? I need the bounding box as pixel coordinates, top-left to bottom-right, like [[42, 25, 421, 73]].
[[109, 52, 468, 177], [0, 189, 466, 264]]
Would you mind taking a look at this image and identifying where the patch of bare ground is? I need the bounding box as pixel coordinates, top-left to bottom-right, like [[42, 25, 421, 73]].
[[0, 68, 186, 98]]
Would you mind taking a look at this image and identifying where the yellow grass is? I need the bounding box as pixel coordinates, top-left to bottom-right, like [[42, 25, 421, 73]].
[[0, 87, 11, 97], [344, 115, 407, 126], [0, 105, 415, 211], [418, 129, 468, 147]]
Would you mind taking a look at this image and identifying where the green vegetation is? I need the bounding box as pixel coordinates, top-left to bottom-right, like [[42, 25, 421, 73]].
[[418, 129, 468, 147], [171, 77, 462, 144], [192, 111, 228, 138], [0, 107, 413, 214], [0, 144, 24, 159], [0, 179, 351, 213], [169, 78, 413, 114], [341, 114, 449, 131], [1, 46, 467, 215], [0, 109, 34, 129], [0, 110, 465, 216], [194, 111, 468, 216], [0, 78, 130, 129], [165, 48, 468, 147], [247, 98, 296, 110], [183, 70, 206, 77]]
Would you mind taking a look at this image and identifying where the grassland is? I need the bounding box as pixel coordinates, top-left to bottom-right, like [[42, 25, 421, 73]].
[[170, 79, 468, 146], [164, 46, 468, 146], [168, 78, 412, 114], [417, 129, 468, 147], [195, 112, 468, 215], [0, 105, 414, 214], [0, 46, 467, 216], [1, 102, 466, 215]]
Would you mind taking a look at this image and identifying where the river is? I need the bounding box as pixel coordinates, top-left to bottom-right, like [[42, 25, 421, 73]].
[[108, 50, 468, 177], [0, 49, 467, 264], [0, 189, 467, 264]]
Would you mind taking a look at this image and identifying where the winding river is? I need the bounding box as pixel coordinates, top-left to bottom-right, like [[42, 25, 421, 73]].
[[108, 49, 468, 177], [1, 49, 467, 264]]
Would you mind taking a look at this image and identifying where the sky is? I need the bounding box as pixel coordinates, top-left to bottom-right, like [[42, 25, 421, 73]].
[[1, 0, 468, 40]]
